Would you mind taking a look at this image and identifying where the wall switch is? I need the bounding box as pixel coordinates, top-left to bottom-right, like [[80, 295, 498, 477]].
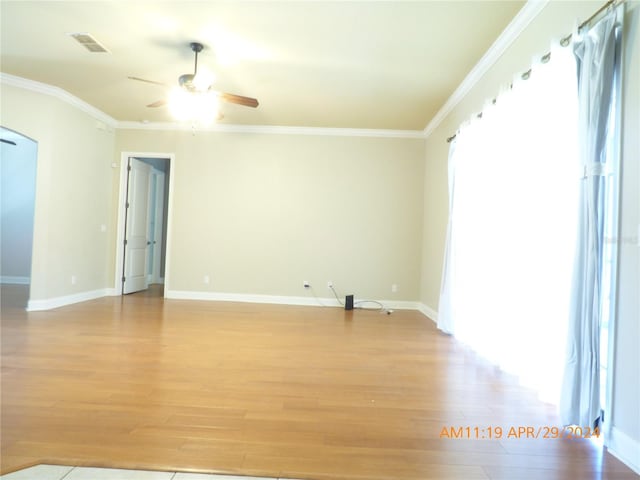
[[204, 275, 210, 284], [71, 275, 77, 285], [303, 280, 310, 288], [327, 281, 333, 289], [391, 284, 398, 293]]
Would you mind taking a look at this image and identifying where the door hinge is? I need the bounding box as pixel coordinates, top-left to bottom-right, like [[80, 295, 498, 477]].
[[126, 202, 130, 209], [124, 239, 128, 246], [127, 165, 132, 172], [122, 276, 126, 282]]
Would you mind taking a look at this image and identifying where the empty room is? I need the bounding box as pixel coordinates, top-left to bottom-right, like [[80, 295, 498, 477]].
[[0, 1, 638, 480]]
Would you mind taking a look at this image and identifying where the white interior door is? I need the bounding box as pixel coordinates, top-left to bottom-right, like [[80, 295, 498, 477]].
[[123, 158, 151, 294], [151, 170, 165, 284]]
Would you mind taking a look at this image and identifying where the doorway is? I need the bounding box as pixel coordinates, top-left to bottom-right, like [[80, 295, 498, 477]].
[[114, 153, 173, 296], [139, 157, 169, 286], [0, 127, 37, 308]]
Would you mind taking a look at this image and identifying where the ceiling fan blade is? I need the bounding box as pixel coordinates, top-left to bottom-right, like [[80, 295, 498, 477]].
[[147, 100, 167, 108], [218, 92, 259, 108], [128, 76, 167, 87]]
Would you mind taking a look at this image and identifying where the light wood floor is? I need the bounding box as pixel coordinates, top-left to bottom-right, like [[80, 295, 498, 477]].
[[1, 284, 637, 479]]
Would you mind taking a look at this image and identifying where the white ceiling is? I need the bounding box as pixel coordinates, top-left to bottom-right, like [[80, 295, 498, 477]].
[[0, 1, 524, 130]]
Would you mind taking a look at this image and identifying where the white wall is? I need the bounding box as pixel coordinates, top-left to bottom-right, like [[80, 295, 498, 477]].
[[420, 0, 640, 472], [0, 82, 115, 305], [0, 128, 37, 283], [609, 0, 640, 471], [114, 129, 425, 303]]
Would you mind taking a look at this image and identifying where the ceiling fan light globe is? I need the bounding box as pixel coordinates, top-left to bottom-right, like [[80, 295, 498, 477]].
[[197, 92, 220, 126], [168, 87, 220, 125], [168, 87, 194, 121], [192, 70, 215, 92]]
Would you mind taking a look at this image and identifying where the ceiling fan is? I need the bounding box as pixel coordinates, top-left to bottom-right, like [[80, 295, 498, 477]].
[[128, 42, 259, 118]]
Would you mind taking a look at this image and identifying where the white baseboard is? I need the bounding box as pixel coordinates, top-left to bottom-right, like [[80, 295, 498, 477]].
[[24, 287, 423, 313], [418, 303, 438, 323], [374, 300, 422, 310], [27, 288, 110, 311], [608, 426, 640, 475], [165, 290, 331, 306], [165, 290, 421, 311], [1, 276, 30, 285]]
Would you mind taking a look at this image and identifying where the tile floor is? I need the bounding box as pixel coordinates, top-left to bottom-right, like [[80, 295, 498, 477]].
[[0, 465, 303, 480]]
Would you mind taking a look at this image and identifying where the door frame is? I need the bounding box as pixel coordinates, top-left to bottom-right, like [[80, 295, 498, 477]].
[[114, 151, 175, 296]]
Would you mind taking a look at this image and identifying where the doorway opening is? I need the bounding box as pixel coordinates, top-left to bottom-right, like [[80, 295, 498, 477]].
[[0, 127, 37, 309], [115, 153, 173, 297]]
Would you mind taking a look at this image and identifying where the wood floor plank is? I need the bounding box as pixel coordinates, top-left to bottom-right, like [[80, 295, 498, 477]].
[[1, 284, 637, 479]]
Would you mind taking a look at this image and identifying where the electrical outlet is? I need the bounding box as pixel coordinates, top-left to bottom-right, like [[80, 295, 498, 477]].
[[303, 280, 310, 288], [327, 281, 333, 289], [71, 275, 77, 285]]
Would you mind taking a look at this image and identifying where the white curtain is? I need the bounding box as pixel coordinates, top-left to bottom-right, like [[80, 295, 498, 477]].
[[560, 8, 622, 428], [438, 40, 580, 404], [436, 139, 457, 334]]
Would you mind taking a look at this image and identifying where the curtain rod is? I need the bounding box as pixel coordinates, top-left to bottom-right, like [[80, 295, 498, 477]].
[[445, 0, 621, 144], [580, 0, 615, 30]]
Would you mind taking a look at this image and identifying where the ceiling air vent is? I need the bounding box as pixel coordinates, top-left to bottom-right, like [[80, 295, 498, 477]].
[[69, 33, 110, 53]]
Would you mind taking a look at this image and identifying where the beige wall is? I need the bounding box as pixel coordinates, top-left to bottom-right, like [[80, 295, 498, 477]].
[[0, 84, 115, 301], [115, 129, 425, 302], [421, 0, 639, 468], [611, 0, 640, 465], [1, 82, 425, 305]]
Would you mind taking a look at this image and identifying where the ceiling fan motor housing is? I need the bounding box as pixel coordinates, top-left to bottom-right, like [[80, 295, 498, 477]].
[[179, 73, 196, 90], [128, 40, 258, 109]]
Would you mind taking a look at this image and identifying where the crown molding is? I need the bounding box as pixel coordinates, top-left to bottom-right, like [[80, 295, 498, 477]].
[[3, 0, 552, 144], [2, 72, 424, 139], [423, 0, 549, 138], [117, 121, 426, 139], [0, 72, 118, 128]]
